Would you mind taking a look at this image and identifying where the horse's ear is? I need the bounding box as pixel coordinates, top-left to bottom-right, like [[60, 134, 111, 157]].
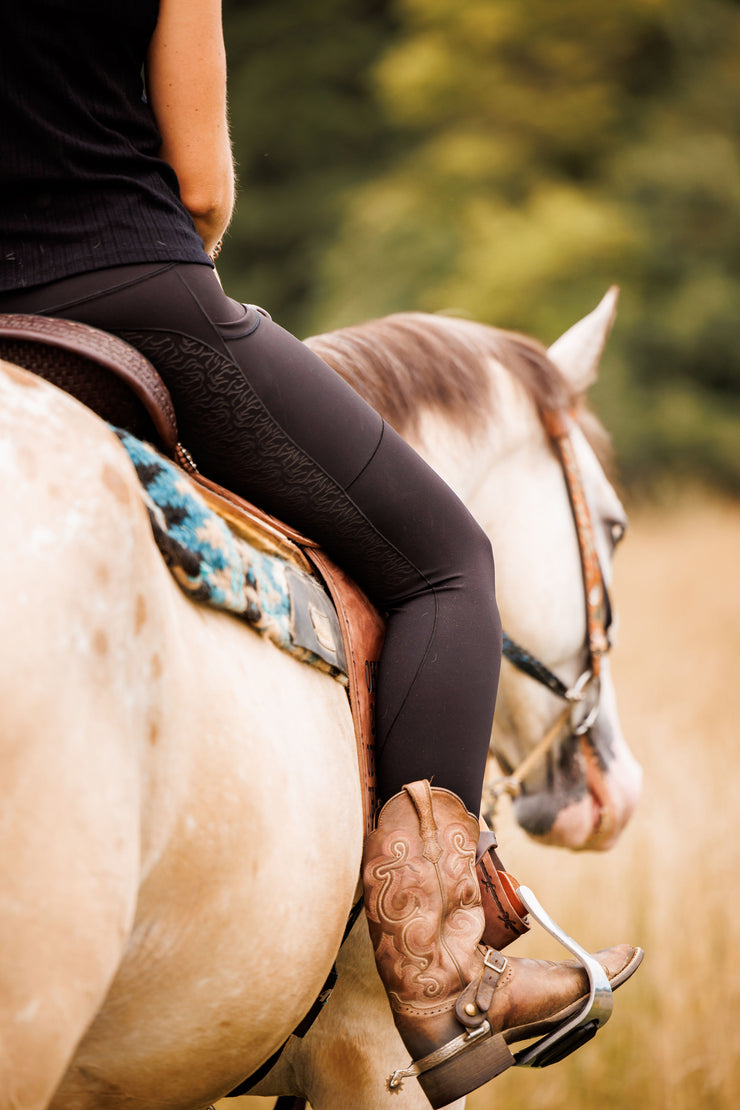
[[547, 286, 619, 394]]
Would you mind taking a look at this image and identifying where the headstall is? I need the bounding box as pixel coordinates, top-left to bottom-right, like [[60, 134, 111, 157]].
[[486, 408, 613, 811]]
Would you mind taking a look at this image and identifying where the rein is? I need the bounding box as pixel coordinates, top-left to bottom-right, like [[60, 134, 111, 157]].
[[488, 409, 613, 810]]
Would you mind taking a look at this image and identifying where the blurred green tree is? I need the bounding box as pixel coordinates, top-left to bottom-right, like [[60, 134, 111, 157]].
[[219, 0, 399, 336], [221, 0, 740, 493], [307, 0, 740, 493]]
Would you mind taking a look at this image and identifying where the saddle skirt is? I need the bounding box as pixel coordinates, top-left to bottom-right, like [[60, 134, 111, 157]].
[[0, 313, 382, 835]]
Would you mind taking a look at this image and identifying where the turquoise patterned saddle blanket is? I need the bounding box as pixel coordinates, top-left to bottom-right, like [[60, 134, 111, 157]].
[[115, 428, 348, 682]]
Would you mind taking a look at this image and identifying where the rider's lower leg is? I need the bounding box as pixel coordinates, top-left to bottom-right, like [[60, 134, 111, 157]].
[[362, 780, 643, 1108]]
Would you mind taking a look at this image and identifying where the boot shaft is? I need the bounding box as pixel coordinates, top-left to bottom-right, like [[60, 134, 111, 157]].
[[362, 780, 484, 1016]]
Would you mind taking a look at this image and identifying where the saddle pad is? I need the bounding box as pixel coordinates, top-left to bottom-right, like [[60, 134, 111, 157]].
[[114, 428, 348, 681]]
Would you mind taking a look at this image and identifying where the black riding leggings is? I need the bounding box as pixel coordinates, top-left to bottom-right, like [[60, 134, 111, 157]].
[[0, 262, 502, 814]]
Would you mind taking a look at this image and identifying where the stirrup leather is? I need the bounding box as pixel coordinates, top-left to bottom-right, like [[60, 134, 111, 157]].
[[386, 884, 614, 1090]]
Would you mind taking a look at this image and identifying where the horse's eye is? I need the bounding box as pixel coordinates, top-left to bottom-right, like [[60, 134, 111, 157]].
[[610, 521, 627, 548]]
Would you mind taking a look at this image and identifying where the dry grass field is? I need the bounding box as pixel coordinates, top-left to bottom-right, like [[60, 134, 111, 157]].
[[465, 493, 740, 1110], [226, 494, 740, 1110]]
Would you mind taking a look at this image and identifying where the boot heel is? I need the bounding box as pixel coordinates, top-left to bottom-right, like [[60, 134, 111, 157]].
[[417, 1031, 515, 1109]]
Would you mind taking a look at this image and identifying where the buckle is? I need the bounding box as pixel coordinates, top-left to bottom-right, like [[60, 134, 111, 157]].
[[483, 949, 508, 975]]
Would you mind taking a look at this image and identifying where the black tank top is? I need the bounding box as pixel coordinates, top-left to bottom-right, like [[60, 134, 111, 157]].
[[0, 0, 209, 291]]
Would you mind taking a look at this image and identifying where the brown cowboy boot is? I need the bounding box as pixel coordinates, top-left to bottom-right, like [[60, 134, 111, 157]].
[[362, 780, 643, 1108]]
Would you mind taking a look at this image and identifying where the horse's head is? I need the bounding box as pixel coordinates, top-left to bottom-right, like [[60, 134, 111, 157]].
[[467, 290, 642, 850], [306, 292, 642, 851]]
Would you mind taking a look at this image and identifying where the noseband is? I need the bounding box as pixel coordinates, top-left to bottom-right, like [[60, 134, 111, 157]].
[[487, 409, 613, 810]]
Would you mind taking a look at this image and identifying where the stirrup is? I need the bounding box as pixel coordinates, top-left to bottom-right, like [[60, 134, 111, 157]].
[[512, 885, 613, 1068], [386, 885, 615, 1092]]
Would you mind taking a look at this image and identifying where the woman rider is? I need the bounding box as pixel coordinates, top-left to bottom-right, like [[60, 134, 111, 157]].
[[0, 1, 640, 1103]]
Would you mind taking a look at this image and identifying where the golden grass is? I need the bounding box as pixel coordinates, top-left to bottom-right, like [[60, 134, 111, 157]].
[[226, 496, 740, 1109], [467, 494, 740, 1110]]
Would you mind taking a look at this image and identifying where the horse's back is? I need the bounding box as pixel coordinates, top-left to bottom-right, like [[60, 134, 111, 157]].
[[0, 362, 363, 1108]]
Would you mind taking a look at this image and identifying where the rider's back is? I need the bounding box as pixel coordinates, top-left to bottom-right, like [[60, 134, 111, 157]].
[[0, 0, 205, 292]]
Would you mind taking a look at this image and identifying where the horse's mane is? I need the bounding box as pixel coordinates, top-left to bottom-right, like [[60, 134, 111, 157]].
[[306, 312, 574, 435], [305, 311, 610, 463]]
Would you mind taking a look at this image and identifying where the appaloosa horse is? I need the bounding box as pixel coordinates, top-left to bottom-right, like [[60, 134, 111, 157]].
[[0, 290, 640, 1110]]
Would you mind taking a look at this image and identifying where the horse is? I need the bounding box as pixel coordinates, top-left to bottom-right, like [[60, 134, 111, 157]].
[[0, 290, 642, 1110]]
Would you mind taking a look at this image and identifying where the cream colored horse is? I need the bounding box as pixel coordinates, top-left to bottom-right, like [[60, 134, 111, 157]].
[[0, 292, 641, 1110]]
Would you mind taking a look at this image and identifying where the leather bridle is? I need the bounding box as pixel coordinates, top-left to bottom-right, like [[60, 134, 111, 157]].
[[486, 409, 614, 810]]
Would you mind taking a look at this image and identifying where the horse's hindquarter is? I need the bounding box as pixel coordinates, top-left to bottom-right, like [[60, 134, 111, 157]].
[[0, 364, 152, 1107], [64, 622, 363, 1109], [0, 364, 363, 1109]]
